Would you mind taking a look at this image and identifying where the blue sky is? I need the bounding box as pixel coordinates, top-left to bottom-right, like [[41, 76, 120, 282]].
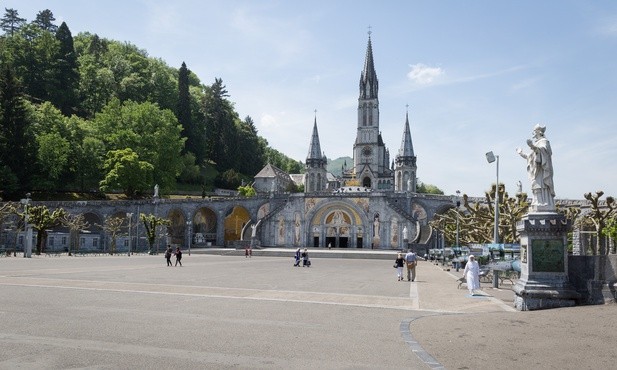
[[6, 1, 617, 200]]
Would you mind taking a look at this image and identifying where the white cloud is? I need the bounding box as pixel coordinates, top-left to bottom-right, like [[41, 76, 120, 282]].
[[260, 113, 280, 129], [407, 63, 444, 85]]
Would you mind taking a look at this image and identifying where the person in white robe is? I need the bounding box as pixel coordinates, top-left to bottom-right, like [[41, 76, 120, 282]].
[[463, 255, 481, 295]]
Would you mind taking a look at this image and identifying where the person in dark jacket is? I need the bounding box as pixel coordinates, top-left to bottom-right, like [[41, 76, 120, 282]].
[[165, 245, 173, 267], [175, 247, 183, 267]]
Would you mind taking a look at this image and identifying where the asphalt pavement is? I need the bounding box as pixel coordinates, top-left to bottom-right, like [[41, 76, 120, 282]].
[[0, 250, 614, 369]]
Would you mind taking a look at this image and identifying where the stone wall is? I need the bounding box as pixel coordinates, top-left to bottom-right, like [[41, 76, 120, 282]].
[[568, 255, 617, 304]]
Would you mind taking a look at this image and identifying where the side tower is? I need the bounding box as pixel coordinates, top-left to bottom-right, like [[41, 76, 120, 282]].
[[352, 32, 393, 190], [304, 115, 328, 193], [394, 109, 417, 192]]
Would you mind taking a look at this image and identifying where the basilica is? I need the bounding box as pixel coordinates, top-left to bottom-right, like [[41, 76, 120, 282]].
[[251, 34, 450, 251]]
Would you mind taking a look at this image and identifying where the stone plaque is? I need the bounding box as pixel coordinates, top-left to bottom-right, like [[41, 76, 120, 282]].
[[531, 239, 564, 272]]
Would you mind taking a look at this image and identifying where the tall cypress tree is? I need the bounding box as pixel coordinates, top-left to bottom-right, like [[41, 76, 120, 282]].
[[0, 64, 36, 193], [177, 62, 199, 159], [54, 22, 79, 116]]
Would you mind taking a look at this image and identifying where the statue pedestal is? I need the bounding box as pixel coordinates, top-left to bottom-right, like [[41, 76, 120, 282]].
[[372, 237, 380, 249], [513, 212, 580, 310]]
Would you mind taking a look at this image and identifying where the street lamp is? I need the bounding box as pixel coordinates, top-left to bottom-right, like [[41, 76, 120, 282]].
[[20, 193, 32, 258], [186, 220, 192, 256], [486, 151, 500, 288], [126, 213, 133, 257]]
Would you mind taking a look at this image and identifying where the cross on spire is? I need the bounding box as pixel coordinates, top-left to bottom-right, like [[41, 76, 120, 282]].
[[367, 25, 372, 37]]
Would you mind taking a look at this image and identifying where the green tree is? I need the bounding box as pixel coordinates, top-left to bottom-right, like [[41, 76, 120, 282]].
[[32, 9, 57, 33], [53, 22, 79, 116], [1, 8, 26, 36], [235, 116, 265, 175], [99, 148, 154, 197], [35, 131, 70, 188], [26, 205, 67, 255], [140, 213, 170, 254], [177, 62, 198, 159], [12, 23, 60, 104], [237, 184, 256, 197], [74, 136, 105, 191], [203, 78, 238, 171], [92, 99, 185, 192], [0, 64, 36, 194], [417, 182, 444, 195]]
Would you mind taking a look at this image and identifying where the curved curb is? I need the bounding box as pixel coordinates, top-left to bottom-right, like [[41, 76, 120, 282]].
[[400, 317, 445, 369]]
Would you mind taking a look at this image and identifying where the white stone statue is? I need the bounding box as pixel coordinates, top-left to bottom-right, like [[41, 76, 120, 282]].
[[516, 180, 523, 194], [153, 184, 159, 198], [373, 216, 380, 238], [403, 225, 408, 241], [251, 224, 257, 238], [516, 124, 555, 211], [407, 178, 412, 192]]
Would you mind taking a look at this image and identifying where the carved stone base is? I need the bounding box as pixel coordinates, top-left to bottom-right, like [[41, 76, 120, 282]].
[[513, 279, 580, 311], [514, 212, 580, 311]]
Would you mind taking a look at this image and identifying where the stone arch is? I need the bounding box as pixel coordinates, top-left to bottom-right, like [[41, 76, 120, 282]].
[[307, 200, 368, 248], [224, 205, 250, 242], [363, 176, 372, 188], [193, 207, 217, 244], [165, 208, 187, 246]]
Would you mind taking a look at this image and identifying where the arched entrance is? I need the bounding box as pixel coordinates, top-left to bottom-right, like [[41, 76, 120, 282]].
[[308, 201, 366, 248], [194, 207, 217, 245], [224, 206, 250, 243], [166, 209, 186, 246], [363, 176, 372, 188]]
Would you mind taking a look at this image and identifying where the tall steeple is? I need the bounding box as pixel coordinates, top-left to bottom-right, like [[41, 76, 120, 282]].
[[305, 113, 328, 193], [351, 30, 392, 190], [307, 115, 323, 161], [398, 110, 415, 158], [394, 107, 417, 192], [359, 33, 379, 100]]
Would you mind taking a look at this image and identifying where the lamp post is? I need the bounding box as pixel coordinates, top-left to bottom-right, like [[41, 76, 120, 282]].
[[486, 151, 500, 288], [20, 193, 32, 258], [455, 190, 461, 271], [186, 220, 192, 256], [126, 213, 133, 257]]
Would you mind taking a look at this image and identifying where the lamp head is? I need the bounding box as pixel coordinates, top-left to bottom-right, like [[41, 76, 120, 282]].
[[485, 151, 495, 163]]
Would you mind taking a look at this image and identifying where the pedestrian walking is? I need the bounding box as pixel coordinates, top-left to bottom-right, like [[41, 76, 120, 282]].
[[293, 248, 301, 267], [165, 245, 173, 267], [175, 247, 183, 267], [394, 253, 405, 281], [302, 248, 311, 267], [404, 249, 417, 281], [463, 254, 480, 295], [245, 245, 252, 258]]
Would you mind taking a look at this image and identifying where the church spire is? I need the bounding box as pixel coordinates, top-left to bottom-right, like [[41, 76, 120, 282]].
[[359, 31, 378, 99], [398, 107, 415, 158], [304, 112, 328, 193], [307, 112, 323, 161], [394, 106, 417, 192]]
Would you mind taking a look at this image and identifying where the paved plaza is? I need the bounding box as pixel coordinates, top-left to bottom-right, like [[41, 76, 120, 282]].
[[0, 252, 615, 369]]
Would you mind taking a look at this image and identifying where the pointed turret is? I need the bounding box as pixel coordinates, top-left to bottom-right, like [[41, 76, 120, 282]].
[[307, 117, 323, 161], [398, 111, 415, 158], [305, 114, 328, 193], [394, 108, 417, 192]]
